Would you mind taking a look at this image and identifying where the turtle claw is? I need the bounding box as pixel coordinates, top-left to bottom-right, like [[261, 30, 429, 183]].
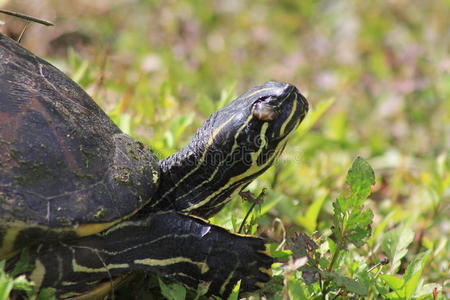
[[200, 234, 273, 297]]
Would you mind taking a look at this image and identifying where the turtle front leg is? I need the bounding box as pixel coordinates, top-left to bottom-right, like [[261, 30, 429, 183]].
[[25, 211, 273, 299]]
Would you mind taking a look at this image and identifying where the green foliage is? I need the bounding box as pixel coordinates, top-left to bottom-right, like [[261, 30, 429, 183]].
[[281, 157, 375, 299], [0, 261, 34, 300], [36, 288, 56, 300], [332, 157, 374, 248], [265, 157, 445, 299], [381, 226, 415, 273], [9, 249, 34, 277], [226, 280, 241, 300], [158, 278, 187, 300], [296, 189, 327, 234], [381, 251, 434, 300], [0, 251, 55, 300]]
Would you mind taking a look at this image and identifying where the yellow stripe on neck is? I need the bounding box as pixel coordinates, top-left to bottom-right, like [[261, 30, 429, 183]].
[[186, 122, 270, 211]]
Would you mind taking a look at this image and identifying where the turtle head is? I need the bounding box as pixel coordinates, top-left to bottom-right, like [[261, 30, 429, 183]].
[[235, 81, 309, 147], [205, 81, 309, 168], [157, 81, 308, 217]]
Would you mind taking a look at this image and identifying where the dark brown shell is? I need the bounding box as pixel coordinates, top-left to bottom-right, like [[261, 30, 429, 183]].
[[0, 34, 159, 232]]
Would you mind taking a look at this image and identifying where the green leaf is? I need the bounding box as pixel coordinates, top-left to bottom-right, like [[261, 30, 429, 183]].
[[296, 189, 328, 233], [288, 277, 309, 300], [10, 248, 34, 277], [336, 157, 375, 210], [293, 98, 335, 140], [196, 94, 216, 116], [414, 283, 441, 299], [321, 271, 368, 296], [118, 113, 132, 135], [67, 47, 91, 87], [332, 157, 375, 247], [216, 83, 237, 109], [164, 131, 174, 149], [0, 275, 14, 300], [345, 209, 374, 247], [339, 277, 368, 296], [227, 280, 241, 300], [158, 278, 186, 300], [384, 291, 406, 299], [381, 275, 405, 290], [380, 252, 430, 299], [11, 275, 34, 296], [403, 251, 430, 299], [271, 249, 293, 260], [37, 288, 56, 300], [72, 60, 90, 85], [259, 191, 285, 215], [170, 114, 195, 144], [193, 281, 210, 300], [381, 226, 414, 273]]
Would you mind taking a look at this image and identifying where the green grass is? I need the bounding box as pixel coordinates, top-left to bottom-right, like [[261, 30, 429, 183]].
[[1, 0, 449, 299]]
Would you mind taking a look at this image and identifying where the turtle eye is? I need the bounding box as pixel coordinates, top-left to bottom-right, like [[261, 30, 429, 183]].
[[252, 97, 280, 121]]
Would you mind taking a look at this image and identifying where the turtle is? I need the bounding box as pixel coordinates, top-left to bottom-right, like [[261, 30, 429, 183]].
[[0, 33, 309, 299]]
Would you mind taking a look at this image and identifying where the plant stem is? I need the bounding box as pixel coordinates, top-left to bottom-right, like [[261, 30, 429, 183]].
[[322, 239, 344, 298], [327, 244, 342, 273], [238, 202, 257, 234]]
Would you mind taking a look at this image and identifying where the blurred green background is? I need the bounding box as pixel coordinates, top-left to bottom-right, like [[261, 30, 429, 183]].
[[1, 0, 449, 298]]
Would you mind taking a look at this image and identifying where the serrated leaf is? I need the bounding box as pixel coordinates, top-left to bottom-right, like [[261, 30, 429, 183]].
[[381, 226, 414, 273], [345, 209, 374, 247], [336, 157, 375, 211], [332, 157, 375, 247]]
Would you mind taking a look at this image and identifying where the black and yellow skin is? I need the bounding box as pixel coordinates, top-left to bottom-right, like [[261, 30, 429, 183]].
[[0, 32, 309, 299], [150, 81, 308, 218], [24, 212, 273, 299]]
